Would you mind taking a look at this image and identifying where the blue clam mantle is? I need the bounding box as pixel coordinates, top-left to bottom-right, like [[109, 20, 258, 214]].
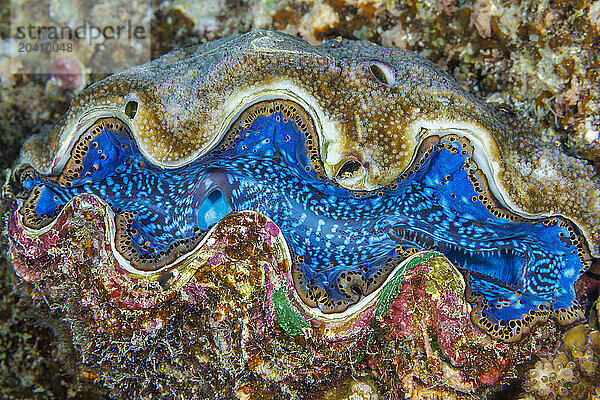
[[19, 98, 589, 342], [10, 31, 598, 343]]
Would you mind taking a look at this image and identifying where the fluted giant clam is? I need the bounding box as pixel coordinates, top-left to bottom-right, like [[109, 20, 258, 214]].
[[5, 30, 599, 343]]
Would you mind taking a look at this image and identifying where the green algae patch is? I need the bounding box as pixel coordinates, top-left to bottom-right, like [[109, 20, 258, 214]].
[[424, 255, 464, 298], [375, 252, 440, 319], [349, 332, 375, 364], [272, 288, 309, 336]]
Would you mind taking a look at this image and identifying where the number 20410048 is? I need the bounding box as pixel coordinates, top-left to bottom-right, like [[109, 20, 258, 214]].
[[18, 42, 73, 53]]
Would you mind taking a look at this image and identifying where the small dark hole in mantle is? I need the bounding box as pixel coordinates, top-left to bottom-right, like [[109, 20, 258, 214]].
[[338, 160, 362, 178], [350, 284, 363, 296], [369, 61, 395, 87], [125, 100, 138, 119]]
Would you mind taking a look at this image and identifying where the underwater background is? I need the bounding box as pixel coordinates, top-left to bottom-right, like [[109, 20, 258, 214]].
[[0, 0, 599, 399]]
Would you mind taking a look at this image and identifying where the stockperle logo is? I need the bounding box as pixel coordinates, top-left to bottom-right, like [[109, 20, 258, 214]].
[[9, 0, 151, 77]]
